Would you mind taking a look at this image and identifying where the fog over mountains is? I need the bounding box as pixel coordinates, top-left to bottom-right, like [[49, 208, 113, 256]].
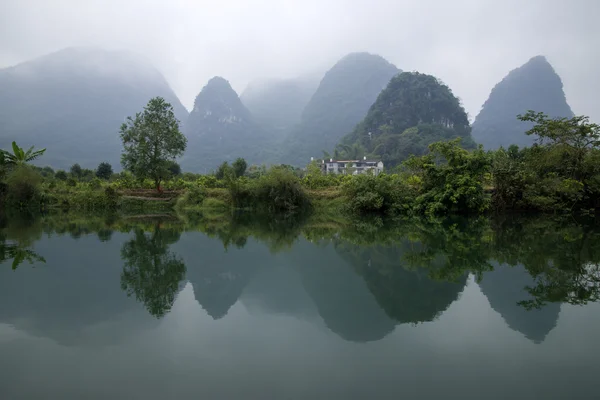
[[0, 46, 578, 170]]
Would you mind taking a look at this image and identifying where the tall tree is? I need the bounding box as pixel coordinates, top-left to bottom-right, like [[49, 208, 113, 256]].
[[95, 162, 113, 180], [232, 157, 247, 178], [120, 97, 187, 190], [70, 163, 82, 178]]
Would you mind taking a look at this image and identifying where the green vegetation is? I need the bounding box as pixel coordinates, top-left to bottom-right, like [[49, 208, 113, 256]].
[[1, 108, 599, 218], [96, 162, 113, 180], [338, 72, 475, 167], [120, 97, 187, 190], [1, 141, 46, 167]]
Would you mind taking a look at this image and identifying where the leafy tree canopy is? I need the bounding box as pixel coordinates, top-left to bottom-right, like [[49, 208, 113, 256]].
[[232, 157, 247, 178], [95, 162, 113, 180], [120, 97, 187, 190]]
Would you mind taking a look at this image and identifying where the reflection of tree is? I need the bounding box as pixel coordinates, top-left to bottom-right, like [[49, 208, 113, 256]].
[[181, 209, 309, 253], [519, 263, 600, 310], [1, 240, 46, 270], [120, 227, 186, 318], [492, 217, 600, 310], [0, 213, 46, 270], [97, 228, 113, 242]]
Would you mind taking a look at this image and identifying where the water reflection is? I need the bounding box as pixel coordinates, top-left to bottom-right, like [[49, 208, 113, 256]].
[[479, 262, 560, 343], [120, 226, 187, 318], [0, 211, 599, 346]]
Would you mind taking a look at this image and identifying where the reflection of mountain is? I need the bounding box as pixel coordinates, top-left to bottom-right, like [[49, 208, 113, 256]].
[[335, 242, 467, 324], [182, 233, 396, 342], [479, 262, 560, 343], [241, 261, 318, 319], [0, 233, 160, 345], [174, 233, 265, 319]]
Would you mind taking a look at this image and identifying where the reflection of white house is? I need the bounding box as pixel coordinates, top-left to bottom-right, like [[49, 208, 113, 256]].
[[319, 157, 384, 175]]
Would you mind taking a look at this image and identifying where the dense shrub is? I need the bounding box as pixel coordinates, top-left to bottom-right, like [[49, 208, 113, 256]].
[[175, 185, 206, 209], [229, 167, 311, 213], [405, 139, 491, 216], [342, 173, 416, 215], [4, 166, 43, 207]]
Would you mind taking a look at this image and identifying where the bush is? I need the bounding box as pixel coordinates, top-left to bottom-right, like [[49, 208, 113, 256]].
[[229, 167, 311, 213], [96, 162, 113, 180], [342, 173, 415, 215], [3, 166, 43, 207], [55, 170, 68, 181], [89, 178, 103, 190], [175, 185, 206, 209]]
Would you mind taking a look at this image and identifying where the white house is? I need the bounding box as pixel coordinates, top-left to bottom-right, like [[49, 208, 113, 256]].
[[318, 157, 384, 175]]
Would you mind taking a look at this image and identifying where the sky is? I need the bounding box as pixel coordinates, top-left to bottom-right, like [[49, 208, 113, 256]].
[[1, 0, 599, 121]]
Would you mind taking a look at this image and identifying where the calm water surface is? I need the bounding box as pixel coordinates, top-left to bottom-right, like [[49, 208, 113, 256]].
[[0, 213, 599, 399]]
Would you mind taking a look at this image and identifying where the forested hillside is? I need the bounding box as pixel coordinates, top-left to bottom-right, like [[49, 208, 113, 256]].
[[338, 72, 475, 166]]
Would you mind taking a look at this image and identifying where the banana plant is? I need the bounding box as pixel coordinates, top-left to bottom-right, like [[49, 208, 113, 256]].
[[1, 141, 46, 167]]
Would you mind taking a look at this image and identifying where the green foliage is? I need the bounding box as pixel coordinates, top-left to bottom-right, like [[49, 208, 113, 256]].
[[55, 170, 68, 181], [228, 167, 311, 213], [302, 161, 344, 189], [339, 72, 474, 167], [175, 185, 207, 210], [0, 141, 46, 168], [215, 161, 234, 180], [342, 173, 416, 215], [492, 113, 600, 213], [120, 227, 186, 318], [166, 160, 181, 177], [406, 139, 491, 216], [3, 166, 43, 208], [70, 163, 82, 178], [120, 97, 187, 190], [232, 157, 247, 178], [96, 162, 113, 180]]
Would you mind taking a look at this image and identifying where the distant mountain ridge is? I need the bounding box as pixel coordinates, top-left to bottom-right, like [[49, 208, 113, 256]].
[[240, 74, 320, 134], [471, 55, 574, 149], [0, 47, 188, 169], [182, 76, 277, 172]]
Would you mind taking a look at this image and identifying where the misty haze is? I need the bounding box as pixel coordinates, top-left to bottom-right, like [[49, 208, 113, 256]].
[[1, 1, 600, 399]]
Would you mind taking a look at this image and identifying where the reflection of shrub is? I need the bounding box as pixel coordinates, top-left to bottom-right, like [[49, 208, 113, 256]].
[[202, 198, 227, 209], [4, 166, 42, 206]]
